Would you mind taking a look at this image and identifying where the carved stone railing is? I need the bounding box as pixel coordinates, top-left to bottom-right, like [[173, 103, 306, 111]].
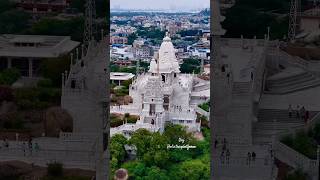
[[59, 132, 98, 142], [110, 105, 140, 115], [194, 106, 210, 118], [213, 156, 272, 167], [274, 141, 319, 178], [214, 135, 251, 146], [0, 146, 96, 170]]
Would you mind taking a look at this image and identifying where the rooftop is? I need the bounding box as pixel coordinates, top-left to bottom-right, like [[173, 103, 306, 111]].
[[0, 34, 80, 58], [110, 72, 135, 81]]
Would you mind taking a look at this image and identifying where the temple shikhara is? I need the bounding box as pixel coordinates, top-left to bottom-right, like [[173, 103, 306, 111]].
[[111, 33, 210, 137]]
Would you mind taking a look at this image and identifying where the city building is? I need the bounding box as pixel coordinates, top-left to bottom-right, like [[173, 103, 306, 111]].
[[110, 36, 128, 44], [110, 44, 134, 60], [17, 0, 71, 14], [110, 72, 135, 86], [0, 34, 79, 77]]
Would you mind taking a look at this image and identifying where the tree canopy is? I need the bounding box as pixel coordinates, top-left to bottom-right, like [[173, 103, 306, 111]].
[[111, 124, 210, 179]]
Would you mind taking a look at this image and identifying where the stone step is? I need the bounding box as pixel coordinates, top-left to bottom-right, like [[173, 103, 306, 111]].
[[267, 71, 309, 84], [267, 74, 315, 87], [258, 109, 317, 119], [265, 78, 320, 95], [267, 78, 320, 91], [253, 123, 303, 129]]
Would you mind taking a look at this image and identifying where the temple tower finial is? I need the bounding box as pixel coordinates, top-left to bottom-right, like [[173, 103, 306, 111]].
[[83, 0, 97, 53]]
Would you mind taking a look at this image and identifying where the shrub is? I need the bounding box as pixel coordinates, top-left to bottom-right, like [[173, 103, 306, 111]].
[[122, 79, 132, 89], [281, 131, 317, 159], [40, 55, 71, 87], [198, 102, 209, 112], [2, 113, 24, 130], [0, 68, 21, 85], [0, 86, 14, 102], [127, 115, 138, 124], [111, 114, 124, 127], [14, 87, 60, 110], [37, 79, 53, 88], [47, 162, 63, 177]]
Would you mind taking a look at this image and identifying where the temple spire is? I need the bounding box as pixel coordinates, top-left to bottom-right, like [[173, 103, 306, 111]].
[[83, 0, 97, 54], [212, 0, 225, 71]]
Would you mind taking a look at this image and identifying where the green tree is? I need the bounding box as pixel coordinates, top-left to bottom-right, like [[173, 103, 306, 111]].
[[110, 134, 128, 169], [122, 79, 132, 89], [0, 0, 15, 13], [47, 162, 63, 177], [169, 159, 210, 180], [128, 129, 153, 159], [69, 0, 85, 13], [180, 59, 200, 74], [0, 68, 21, 85], [0, 10, 31, 34], [222, 5, 274, 39], [29, 18, 84, 42], [284, 169, 308, 180], [70, 0, 108, 18], [40, 55, 71, 87], [163, 123, 193, 144], [127, 33, 137, 45], [144, 166, 170, 180], [122, 161, 147, 178], [142, 132, 170, 167]]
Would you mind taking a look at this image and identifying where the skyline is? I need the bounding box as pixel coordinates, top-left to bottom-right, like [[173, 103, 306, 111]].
[[110, 0, 210, 12]]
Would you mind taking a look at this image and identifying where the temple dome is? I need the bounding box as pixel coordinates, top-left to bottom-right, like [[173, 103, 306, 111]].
[[149, 34, 180, 74]]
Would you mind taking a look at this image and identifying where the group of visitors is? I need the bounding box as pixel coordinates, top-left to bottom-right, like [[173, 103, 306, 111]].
[[200, 96, 208, 100], [247, 151, 256, 165], [173, 105, 182, 112], [215, 138, 231, 164], [288, 104, 310, 123], [22, 138, 40, 156]]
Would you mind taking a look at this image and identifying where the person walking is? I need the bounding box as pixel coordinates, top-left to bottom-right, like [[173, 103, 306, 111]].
[[220, 151, 225, 164], [22, 142, 26, 156], [252, 151, 256, 162], [222, 139, 227, 152], [35, 142, 39, 152], [226, 149, 230, 164], [227, 73, 230, 83], [247, 152, 251, 165], [214, 139, 218, 149], [288, 104, 293, 118], [296, 105, 300, 119], [300, 106, 306, 120], [305, 110, 310, 124]]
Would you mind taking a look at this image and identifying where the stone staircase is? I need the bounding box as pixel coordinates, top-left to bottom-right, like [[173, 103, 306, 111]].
[[193, 82, 210, 92], [232, 82, 251, 96], [253, 109, 318, 144], [265, 71, 320, 94]]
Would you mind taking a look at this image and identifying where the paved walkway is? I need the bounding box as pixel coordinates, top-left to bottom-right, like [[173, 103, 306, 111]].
[[0, 139, 97, 170]]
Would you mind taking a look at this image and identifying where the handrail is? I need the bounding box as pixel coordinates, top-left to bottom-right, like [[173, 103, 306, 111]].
[[274, 141, 318, 175], [213, 155, 272, 167]]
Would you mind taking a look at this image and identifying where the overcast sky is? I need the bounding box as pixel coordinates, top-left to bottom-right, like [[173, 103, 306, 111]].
[[110, 0, 210, 11]]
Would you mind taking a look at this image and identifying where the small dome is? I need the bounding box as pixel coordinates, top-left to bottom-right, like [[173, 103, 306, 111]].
[[115, 168, 128, 180]]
